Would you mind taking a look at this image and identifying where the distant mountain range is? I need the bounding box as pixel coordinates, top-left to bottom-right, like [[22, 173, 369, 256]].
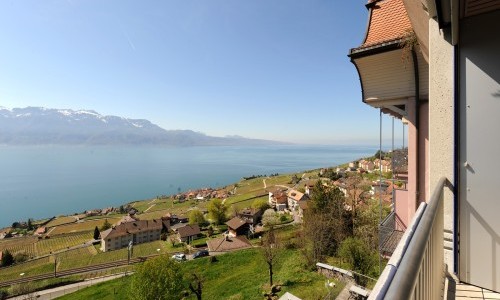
[[0, 107, 285, 146]]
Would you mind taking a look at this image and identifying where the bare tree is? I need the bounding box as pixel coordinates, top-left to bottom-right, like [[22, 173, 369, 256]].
[[188, 273, 203, 300], [344, 174, 370, 235], [261, 226, 281, 287]]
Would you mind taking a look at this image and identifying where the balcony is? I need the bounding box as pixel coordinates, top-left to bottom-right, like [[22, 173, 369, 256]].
[[369, 177, 500, 300]]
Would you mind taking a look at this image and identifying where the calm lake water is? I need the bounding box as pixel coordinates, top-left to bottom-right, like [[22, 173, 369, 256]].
[[0, 145, 377, 227]]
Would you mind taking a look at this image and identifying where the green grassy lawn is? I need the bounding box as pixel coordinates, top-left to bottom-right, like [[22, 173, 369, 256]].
[[265, 174, 294, 187], [56, 275, 133, 300], [0, 257, 52, 281], [53, 248, 343, 300]]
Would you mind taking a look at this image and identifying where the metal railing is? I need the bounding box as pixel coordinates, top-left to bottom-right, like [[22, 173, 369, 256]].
[[369, 177, 447, 300]]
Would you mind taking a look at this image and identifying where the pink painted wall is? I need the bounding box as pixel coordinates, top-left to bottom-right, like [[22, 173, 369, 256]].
[[394, 189, 410, 230]]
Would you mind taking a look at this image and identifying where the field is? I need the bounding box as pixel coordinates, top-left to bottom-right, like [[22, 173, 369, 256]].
[[56, 248, 344, 300], [57, 240, 169, 271], [45, 216, 77, 228], [0, 257, 52, 282], [49, 218, 120, 235], [0, 231, 93, 258]]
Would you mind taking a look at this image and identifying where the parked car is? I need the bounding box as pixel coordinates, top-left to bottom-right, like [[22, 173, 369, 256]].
[[171, 253, 186, 261], [193, 249, 209, 259]]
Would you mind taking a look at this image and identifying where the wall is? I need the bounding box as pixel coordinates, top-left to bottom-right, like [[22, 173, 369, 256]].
[[428, 17, 455, 272]]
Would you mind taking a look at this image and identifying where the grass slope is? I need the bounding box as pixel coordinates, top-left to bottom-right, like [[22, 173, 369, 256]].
[[55, 248, 343, 300]]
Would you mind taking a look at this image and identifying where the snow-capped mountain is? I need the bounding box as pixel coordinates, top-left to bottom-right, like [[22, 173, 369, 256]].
[[0, 107, 283, 146]]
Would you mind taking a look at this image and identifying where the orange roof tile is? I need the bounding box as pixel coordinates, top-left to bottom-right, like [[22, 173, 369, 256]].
[[360, 0, 412, 49]]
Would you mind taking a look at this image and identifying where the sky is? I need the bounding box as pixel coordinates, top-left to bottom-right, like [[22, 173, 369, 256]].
[[0, 0, 405, 145]]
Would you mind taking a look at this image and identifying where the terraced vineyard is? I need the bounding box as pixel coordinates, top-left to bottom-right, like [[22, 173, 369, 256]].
[[0, 231, 93, 258], [0, 237, 38, 257], [45, 216, 77, 228], [56, 240, 169, 272], [35, 231, 93, 256], [49, 218, 120, 235]]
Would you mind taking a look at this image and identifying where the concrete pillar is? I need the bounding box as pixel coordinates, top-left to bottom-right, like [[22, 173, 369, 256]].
[[428, 18, 455, 272]]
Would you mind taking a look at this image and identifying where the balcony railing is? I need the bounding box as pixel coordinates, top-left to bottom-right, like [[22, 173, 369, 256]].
[[369, 177, 447, 300]]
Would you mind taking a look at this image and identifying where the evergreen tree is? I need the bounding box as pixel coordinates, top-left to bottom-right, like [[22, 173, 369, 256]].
[[1, 250, 14, 267], [100, 219, 112, 231], [93, 226, 101, 240]]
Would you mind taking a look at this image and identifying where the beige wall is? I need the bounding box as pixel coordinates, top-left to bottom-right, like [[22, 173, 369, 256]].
[[428, 18, 455, 271]]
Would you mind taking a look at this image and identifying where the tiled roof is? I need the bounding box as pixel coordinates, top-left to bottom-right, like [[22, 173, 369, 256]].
[[100, 219, 162, 240], [359, 0, 412, 49], [226, 217, 247, 230], [177, 224, 200, 238], [206, 236, 252, 252], [287, 190, 306, 202]]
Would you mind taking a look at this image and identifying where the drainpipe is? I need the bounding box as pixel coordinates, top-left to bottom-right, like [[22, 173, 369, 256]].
[[411, 48, 420, 205]]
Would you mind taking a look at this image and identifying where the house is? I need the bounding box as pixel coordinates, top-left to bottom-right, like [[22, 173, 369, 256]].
[[349, 0, 500, 296], [206, 235, 252, 252], [287, 189, 308, 211], [297, 201, 308, 220], [176, 224, 200, 244], [34, 226, 46, 236], [237, 208, 262, 226], [303, 180, 318, 196], [359, 160, 375, 172], [116, 214, 139, 225], [268, 188, 288, 211], [100, 219, 162, 252], [226, 217, 250, 237]]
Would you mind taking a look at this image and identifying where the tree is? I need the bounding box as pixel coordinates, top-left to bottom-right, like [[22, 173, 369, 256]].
[[302, 183, 349, 264], [261, 226, 281, 287], [100, 219, 112, 231], [339, 237, 378, 287], [129, 255, 184, 300], [251, 198, 270, 212], [93, 226, 100, 240], [187, 273, 203, 300], [262, 209, 278, 227], [1, 250, 14, 267], [207, 199, 228, 225], [344, 173, 371, 236], [27, 219, 33, 231], [188, 209, 207, 226]]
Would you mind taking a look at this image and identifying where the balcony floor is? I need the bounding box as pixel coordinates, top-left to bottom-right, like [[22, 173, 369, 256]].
[[448, 282, 500, 299]]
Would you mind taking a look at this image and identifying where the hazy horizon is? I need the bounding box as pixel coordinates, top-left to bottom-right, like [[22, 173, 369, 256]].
[[0, 1, 406, 145]]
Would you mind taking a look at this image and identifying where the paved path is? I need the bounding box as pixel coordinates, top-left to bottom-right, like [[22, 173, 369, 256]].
[[10, 273, 131, 300], [263, 178, 267, 188], [143, 204, 156, 213]]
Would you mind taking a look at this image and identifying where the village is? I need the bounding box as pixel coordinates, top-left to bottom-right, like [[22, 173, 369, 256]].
[[0, 150, 404, 299]]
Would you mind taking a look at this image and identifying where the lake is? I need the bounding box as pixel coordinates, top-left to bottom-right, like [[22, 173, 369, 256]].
[[0, 145, 377, 227]]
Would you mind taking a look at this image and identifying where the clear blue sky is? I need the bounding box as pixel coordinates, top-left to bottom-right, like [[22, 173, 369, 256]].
[[0, 0, 405, 145]]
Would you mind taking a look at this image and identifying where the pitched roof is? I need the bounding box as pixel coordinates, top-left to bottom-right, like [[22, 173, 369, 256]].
[[226, 217, 248, 230], [354, 0, 412, 52], [275, 194, 288, 204], [206, 235, 252, 252], [287, 190, 306, 202], [100, 219, 162, 240], [177, 224, 200, 238], [364, 0, 412, 47]]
